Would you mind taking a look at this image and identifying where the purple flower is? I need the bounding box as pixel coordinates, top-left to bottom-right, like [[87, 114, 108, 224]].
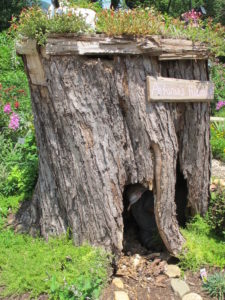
[[9, 113, 20, 130], [216, 100, 225, 111], [3, 103, 12, 114]]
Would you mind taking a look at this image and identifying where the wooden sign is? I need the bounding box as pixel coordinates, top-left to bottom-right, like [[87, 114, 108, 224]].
[[146, 76, 214, 102]]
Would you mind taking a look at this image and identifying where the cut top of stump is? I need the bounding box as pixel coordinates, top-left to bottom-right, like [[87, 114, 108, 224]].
[[16, 34, 209, 61]]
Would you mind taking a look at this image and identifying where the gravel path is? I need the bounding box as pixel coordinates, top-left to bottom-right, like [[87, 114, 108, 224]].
[[212, 159, 225, 179]]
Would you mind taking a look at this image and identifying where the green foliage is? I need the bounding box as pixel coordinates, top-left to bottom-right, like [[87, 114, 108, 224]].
[[204, 0, 225, 25], [0, 230, 109, 298], [50, 273, 105, 300], [69, 0, 102, 12], [0, 0, 40, 32], [96, 8, 225, 57], [215, 108, 225, 118], [210, 61, 225, 114], [125, 0, 203, 14], [203, 272, 225, 300], [123, 0, 225, 25], [0, 194, 25, 217], [210, 121, 225, 163], [0, 133, 38, 196], [97, 7, 168, 36], [179, 215, 225, 270], [207, 185, 225, 237], [48, 13, 91, 35], [0, 31, 38, 197], [10, 2, 225, 56], [12, 6, 94, 46], [0, 194, 26, 228]]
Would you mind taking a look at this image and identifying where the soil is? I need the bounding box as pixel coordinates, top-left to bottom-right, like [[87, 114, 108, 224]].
[[100, 247, 215, 300]]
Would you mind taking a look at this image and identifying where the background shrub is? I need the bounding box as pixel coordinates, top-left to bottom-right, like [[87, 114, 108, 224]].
[[210, 60, 225, 114], [210, 121, 225, 163], [0, 31, 38, 197], [207, 185, 225, 238]]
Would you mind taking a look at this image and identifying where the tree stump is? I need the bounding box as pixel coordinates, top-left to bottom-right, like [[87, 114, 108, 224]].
[[16, 35, 211, 256]]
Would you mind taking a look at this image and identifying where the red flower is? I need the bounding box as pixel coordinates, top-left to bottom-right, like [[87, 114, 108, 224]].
[[14, 101, 20, 109]]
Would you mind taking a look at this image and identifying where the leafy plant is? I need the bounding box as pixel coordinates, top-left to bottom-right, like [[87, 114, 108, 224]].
[[69, 0, 102, 12], [0, 0, 40, 31], [207, 185, 225, 237], [210, 121, 225, 163], [179, 215, 225, 270], [0, 31, 38, 197], [210, 60, 225, 114], [50, 274, 105, 299], [9, 2, 225, 57], [96, 7, 225, 56], [0, 194, 26, 229], [0, 133, 38, 196], [203, 272, 225, 300], [11, 6, 94, 45]]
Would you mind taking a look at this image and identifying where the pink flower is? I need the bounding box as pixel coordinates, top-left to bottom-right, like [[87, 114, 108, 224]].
[[216, 100, 225, 111], [3, 103, 12, 114], [182, 9, 201, 24], [9, 113, 20, 130]]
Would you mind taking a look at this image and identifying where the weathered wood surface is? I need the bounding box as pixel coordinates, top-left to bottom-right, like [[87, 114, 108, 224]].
[[16, 37, 211, 256], [16, 35, 209, 60], [147, 76, 214, 102]]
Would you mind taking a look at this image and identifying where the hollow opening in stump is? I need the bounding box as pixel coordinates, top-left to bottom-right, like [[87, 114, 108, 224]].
[[122, 183, 163, 254], [175, 161, 189, 228]]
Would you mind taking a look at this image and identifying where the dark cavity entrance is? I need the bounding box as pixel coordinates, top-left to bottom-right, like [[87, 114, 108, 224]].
[[175, 161, 189, 227], [122, 183, 163, 254]]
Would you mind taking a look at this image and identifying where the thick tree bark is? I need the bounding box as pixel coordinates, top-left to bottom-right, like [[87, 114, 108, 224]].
[[16, 37, 211, 256]]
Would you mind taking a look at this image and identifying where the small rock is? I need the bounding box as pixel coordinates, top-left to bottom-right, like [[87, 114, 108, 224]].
[[7, 213, 15, 225], [112, 278, 124, 289], [133, 254, 141, 267], [155, 275, 167, 283], [114, 291, 129, 300], [210, 184, 217, 191], [148, 252, 160, 259], [171, 278, 190, 298], [182, 292, 202, 300], [220, 179, 225, 187], [15, 223, 25, 233], [165, 264, 181, 278]]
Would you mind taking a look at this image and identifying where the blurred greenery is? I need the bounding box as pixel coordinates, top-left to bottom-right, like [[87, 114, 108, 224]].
[[0, 31, 38, 197], [0, 0, 40, 32]]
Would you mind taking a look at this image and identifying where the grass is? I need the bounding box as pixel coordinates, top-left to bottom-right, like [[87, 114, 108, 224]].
[[215, 108, 225, 118], [179, 215, 225, 271], [0, 195, 110, 299], [0, 194, 26, 228], [0, 230, 110, 299]]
